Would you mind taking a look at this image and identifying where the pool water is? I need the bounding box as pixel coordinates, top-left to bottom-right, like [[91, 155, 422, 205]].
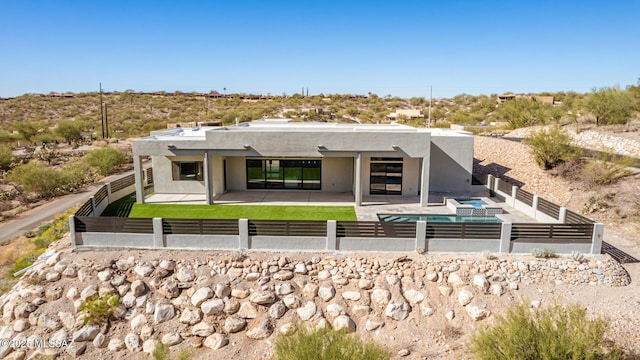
[[456, 199, 488, 208], [378, 214, 502, 223]]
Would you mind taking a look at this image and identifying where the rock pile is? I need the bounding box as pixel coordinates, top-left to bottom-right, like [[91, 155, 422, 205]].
[[0, 250, 630, 358]]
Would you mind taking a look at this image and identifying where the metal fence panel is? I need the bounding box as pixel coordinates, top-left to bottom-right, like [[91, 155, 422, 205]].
[[511, 223, 593, 243], [515, 189, 534, 206], [537, 197, 560, 219], [426, 223, 502, 239], [565, 210, 594, 224], [75, 200, 93, 217], [163, 219, 240, 235], [497, 180, 512, 194], [336, 221, 416, 238], [249, 220, 327, 237], [94, 186, 108, 206], [110, 174, 135, 193], [75, 216, 153, 233]]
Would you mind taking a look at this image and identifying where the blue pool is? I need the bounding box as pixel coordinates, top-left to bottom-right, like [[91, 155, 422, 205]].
[[378, 214, 502, 223], [456, 199, 488, 208]]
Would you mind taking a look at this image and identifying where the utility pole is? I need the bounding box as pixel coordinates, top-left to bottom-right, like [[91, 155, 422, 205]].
[[104, 103, 109, 138], [99, 83, 105, 138], [428, 85, 432, 128]]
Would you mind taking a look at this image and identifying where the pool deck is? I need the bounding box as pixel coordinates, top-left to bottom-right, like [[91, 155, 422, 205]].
[[144, 191, 537, 223]]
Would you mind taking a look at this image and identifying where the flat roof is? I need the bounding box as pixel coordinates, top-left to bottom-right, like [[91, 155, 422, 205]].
[[146, 119, 471, 141]]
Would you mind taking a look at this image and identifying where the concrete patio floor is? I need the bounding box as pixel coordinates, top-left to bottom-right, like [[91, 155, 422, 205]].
[[143, 191, 536, 222]]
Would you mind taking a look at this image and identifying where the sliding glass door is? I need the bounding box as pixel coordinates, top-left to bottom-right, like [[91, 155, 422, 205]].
[[370, 158, 403, 195], [247, 159, 321, 190]]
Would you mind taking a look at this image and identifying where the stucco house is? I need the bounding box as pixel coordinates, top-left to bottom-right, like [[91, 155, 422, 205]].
[[131, 119, 474, 207]]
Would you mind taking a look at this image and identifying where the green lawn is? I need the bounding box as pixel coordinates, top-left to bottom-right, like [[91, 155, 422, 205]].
[[128, 204, 357, 221]]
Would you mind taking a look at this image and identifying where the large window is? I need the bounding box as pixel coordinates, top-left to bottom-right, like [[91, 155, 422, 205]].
[[172, 161, 204, 181], [247, 159, 321, 190], [370, 158, 402, 195]]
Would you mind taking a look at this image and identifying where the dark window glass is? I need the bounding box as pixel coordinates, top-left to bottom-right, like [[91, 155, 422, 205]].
[[246, 159, 321, 190], [172, 161, 204, 181], [369, 160, 402, 195]]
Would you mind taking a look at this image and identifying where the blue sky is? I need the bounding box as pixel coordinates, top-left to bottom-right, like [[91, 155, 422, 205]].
[[1, 1, 638, 98]]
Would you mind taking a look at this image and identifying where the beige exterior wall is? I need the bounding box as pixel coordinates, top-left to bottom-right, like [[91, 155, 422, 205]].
[[210, 156, 225, 196], [322, 157, 353, 192], [226, 157, 247, 191], [152, 155, 207, 194], [429, 136, 473, 193]]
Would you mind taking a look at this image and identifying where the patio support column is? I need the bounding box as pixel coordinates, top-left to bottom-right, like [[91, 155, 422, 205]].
[[134, 155, 145, 204], [355, 153, 362, 206], [204, 150, 213, 205], [420, 156, 430, 207]]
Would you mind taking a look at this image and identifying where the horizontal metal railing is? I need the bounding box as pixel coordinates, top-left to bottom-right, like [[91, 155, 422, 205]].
[[565, 210, 594, 224], [163, 218, 239, 235], [537, 197, 560, 219], [94, 185, 108, 206], [511, 223, 593, 243], [110, 173, 135, 193], [515, 189, 534, 206], [248, 220, 327, 237], [497, 179, 512, 193], [75, 200, 93, 217], [336, 221, 416, 238], [426, 223, 502, 239], [75, 216, 153, 234]]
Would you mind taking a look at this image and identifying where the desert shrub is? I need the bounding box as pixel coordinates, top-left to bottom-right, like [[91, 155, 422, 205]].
[[85, 146, 127, 176], [582, 150, 634, 187], [531, 248, 556, 258], [274, 327, 390, 360], [470, 301, 623, 360], [79, 294, 121, 325], [0, 144, 13, 169], [60, 158, 96, 190], [524, 125, 578, 169], [6, 161, 67, 197]]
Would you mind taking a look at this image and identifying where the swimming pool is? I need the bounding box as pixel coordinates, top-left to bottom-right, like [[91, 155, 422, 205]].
[[378, 214, 503, 223], [455, 199, 488, 208]]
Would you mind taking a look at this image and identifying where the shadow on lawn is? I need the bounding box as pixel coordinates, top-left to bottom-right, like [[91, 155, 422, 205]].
[[100, 193, 136, 217]]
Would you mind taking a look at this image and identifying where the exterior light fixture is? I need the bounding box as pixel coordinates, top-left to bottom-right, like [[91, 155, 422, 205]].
[[392, 145, 400, 150], [243, 144, 251, 149], [317, 145, 326, 150], [168, 144, 176, 149]]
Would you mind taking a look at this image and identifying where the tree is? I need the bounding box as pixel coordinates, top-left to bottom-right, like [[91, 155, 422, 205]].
[[586, 87, 633, 126], [55, 120, 84, 144], [13, 122, 39, 143], [495, 98, 542, 129], [85, 146, 127, 176]]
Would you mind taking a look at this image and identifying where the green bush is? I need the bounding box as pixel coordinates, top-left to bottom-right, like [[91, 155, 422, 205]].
[[6, 161, 67, 197], [86, 146, 127, 176], [0, 144, 13, 169], [79, 294, 121, 325], [470, 302, 623, 360], [524, 125, 578, 169], [274, 327, 390, 360]]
